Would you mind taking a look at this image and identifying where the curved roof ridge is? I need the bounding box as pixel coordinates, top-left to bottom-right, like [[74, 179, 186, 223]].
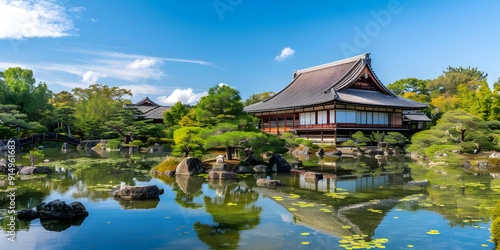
[[295, 53, 369, 75]]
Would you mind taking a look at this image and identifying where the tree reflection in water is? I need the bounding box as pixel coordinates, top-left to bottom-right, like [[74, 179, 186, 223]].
[[194, 180, 262, 250]]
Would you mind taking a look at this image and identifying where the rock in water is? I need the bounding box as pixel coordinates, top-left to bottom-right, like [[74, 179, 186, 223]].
[[208, 170, 236, 180], [232, 165, 255, 173], [175, 157, 204, 175], [19, 166, 52, 175], [256, 179, 281, 187], [113, 185, 165, 199], [17, 209, 39, 220], [269, 154, 291, 173], [253, 165, 269, 173], [304, 172, 323, 181], [36, 200, 89, 219]]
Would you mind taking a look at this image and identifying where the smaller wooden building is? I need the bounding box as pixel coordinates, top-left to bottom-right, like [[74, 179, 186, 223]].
[[123, 97, 171, 123], [243, 53, 430, 142]]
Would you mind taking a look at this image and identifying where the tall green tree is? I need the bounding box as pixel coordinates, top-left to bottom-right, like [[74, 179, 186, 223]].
[[172, 127, 204, 157], [0, 67, 52, 122], [163, 102, 189, 128], [387, 78, 429, 96], [72, 84, 132, 139], [244, 91, 275, 106], [195, 84, 243, 124]]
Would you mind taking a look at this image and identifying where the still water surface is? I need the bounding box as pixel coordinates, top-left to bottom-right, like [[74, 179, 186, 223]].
[[0, 148, 497, 249]]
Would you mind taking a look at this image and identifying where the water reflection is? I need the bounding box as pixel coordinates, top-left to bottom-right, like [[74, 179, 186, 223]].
[[116, 198, 160, 210], [195, 181, 262, 250], [40, 217, 87, 232]]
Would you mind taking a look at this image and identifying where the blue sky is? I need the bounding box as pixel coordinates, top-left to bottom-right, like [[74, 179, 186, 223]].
[[1, 0, 499, 104]]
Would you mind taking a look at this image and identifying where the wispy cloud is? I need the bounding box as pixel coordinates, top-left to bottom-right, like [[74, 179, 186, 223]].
[[0, 0, 75, 39], [274, 47, 295, 62], [126, 58, 160, 69], [81, 71, 107, 84], [157, 88, 208, 105], [69, 6, 86, 12]]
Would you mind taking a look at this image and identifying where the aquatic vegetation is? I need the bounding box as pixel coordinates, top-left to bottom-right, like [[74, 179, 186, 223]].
[[338, 236, 389, 249]]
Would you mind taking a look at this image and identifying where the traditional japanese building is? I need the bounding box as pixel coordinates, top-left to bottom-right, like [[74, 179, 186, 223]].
[[243, 53, 431, 142], [123, 97, 171, 123]]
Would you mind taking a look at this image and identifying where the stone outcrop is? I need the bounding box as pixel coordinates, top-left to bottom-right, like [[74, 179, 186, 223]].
[[256, 179, 281, 187], [233, 165, 255, 173], [208, 170, 237, 180], [0, 159, 21, 174], [324, 150, 342, 157], [18, 200, 89, 220], [304, 172, 323, 181], [269, 154, 291, 173], [175, 157, 204, 175], [253, 165, 269, 173], [212, 163, 233, 172], [113, 185, 164, 199], [19, 166, 52, 175], [292, 146, 310, 159], [151, 169, 175, 177]]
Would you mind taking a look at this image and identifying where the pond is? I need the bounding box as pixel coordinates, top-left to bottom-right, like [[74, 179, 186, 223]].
[[0, 148, 498, 249]]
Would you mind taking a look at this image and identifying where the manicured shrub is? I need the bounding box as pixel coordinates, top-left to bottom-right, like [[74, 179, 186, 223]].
[[492, 201, 500, 221], [152, 158, 179, 172], [131, 140, 145, 147], [492, 217, 500, 243], [160, 138, 175, 145], [107, 139, 121, 149]]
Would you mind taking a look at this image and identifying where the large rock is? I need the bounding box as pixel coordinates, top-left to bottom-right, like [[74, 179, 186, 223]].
[[269, 154, 291, 173], [19, 166, 52, 175], [304, 172, 323, 181], [316, 148, 324, 156], [212, 163, 233, 172], [233, 165, 255, 174], [324, 150, 342, 157], [256, 179, 281, 187], [0, 159, 20, 174], [490, 152, 500, 159], [175, 157, 204, 175], [17, 209, 39, 220], [113, 185, 164, 199], [36, 200, 89, 219], [253, 165, 269, 173], [208, 171, 236, 180]]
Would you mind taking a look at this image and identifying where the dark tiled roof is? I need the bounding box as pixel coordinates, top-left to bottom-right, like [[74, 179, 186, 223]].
[[336, 89, 428, 109], [124, 96, 161, 107], [143, 106, 171, 120], [123, 96, 171, 120], [404, 114, 432, 122], [244, 53, 427, 113]]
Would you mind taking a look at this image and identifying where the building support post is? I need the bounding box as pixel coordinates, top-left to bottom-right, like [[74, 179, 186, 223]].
[[321, 130, 323, 142]]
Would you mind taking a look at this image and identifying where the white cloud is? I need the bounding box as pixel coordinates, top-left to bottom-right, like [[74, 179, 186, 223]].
[[0, 0, 75, 39], [69, 6, 86, 12], [120, 84, 167, 96], [81, 70, 107, 84], [157, 88, 208, 105], [274, 47, 295, 62], [126, 58, 159, 69], [219, 83, 228, 87]]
